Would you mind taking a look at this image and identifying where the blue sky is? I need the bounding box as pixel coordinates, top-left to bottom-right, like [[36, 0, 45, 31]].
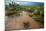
[[5, 0, 44, 6], [16, 2, 43, 6]]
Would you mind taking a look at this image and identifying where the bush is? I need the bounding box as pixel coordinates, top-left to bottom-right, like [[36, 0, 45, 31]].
[[32, 15, 44, 24], [28, 14, 33, 17]]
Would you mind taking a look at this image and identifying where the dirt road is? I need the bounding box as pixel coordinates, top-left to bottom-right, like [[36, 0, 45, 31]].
[[5, 11, 42, 30]]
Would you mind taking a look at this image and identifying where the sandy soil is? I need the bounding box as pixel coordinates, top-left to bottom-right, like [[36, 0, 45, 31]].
[[5, 11, 43, 31]]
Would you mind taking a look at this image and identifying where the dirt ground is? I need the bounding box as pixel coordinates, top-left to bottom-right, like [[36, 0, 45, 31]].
[[5, 11, 43, 31]]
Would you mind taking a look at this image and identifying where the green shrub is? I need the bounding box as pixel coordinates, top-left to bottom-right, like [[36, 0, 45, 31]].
[[32, 15, 44, 24], [28, 14, 33, 17]]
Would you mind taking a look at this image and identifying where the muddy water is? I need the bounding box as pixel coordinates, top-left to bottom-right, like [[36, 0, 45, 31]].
[[5, 11, 42, 31]]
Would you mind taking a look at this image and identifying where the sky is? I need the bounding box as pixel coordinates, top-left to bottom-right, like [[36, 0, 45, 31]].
[[15, 2, 43, 6], [5, 0, 44, 6]]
